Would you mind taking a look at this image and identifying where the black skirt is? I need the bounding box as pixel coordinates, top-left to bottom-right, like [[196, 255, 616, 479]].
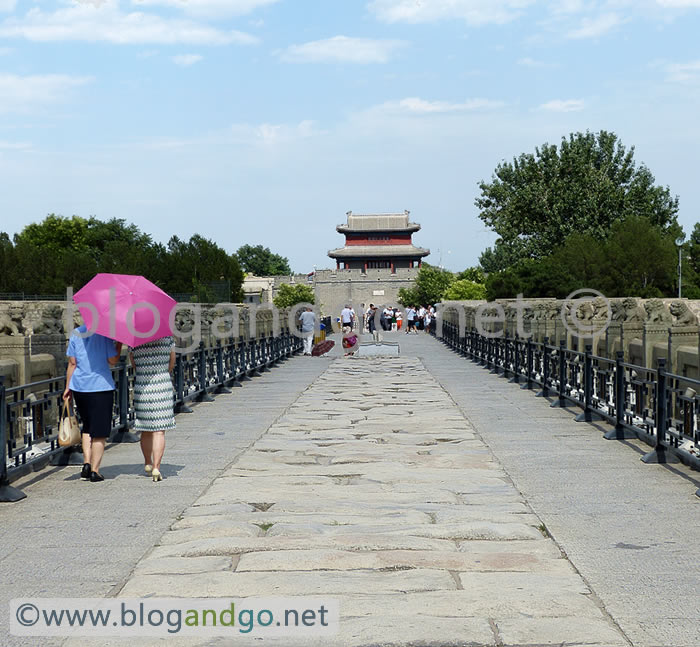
[[73, 390, 114, 438]]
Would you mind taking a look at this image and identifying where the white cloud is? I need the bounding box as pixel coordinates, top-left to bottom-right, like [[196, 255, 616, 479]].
[[567, 12, 623, 38], [667, 60, 700, 82], [517, 57, 557, 67], [0, 73, 92, 114], [0, 0, 16, 13], [549, 0, 587, 14], [567, 13, 624, 38], [280, 36, 405, 64], [378, 97, 506, 114], [131, 0, 280, 17], [538, 98, 585, 111], [227, 120, 322, 146], [0, 1, 258, 45], [656, 0, 700, 7], [172, 53, 203, 65], [368, 0, 535, 25], [0, 140, 31, 150]]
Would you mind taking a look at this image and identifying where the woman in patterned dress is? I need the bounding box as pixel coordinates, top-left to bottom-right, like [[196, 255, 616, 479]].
[[129, 336, 176, 482]]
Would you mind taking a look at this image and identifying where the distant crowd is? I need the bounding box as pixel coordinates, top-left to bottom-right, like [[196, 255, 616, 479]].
[[338, 304, 436, 335]]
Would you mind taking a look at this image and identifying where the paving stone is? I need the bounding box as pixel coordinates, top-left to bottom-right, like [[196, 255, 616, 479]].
[[237, 548, 575, 574], [149, 534, 459, 558], [119, 568, 457, 597], [159, 520, 261, 544], [133, 556, 233, 575], [495, 616, 629, 645]]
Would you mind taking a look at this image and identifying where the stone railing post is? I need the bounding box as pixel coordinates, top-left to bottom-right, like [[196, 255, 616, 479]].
[[536, 337, 550, 398], [0, 377, 26, 502], [642, 358, 680, 464]]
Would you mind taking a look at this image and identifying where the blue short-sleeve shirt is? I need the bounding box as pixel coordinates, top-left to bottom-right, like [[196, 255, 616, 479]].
[[66, 326, 118, 392]]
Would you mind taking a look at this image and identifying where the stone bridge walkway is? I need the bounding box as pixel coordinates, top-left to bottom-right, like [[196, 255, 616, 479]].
[[2, 332, 699, 647]]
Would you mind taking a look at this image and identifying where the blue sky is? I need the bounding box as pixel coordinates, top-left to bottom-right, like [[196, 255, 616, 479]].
[[1, 0, 699, 273]]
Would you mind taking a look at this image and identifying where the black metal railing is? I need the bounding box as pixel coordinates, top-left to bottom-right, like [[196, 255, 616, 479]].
[[0, 329, 302, 502], [436, 322, 700, 496]]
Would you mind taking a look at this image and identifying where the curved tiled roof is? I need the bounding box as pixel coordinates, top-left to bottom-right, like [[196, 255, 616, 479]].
[[337, 213, 420, 233], [328, 244, 430, 259]]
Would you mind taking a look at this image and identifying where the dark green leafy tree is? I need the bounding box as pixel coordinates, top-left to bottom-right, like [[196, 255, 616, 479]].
[[162, 235, 244, 302], [3, 215, 245, 301], [443, 279, 486, 300], [236, 244, 291, 276], [273, 283, 315, 309], [397, 264, 455, 305], [597, 216, 676, 297], [484, 217, 678, 299], [456, 267, 486, 284], [476, 130, 680, 271]]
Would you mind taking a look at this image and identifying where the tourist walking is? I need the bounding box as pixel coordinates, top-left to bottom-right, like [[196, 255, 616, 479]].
[[381, 306, 392, 331], [299, 306, 316, 356], [340, 304, 354, 330], [367, 304, 382, 341], [405, 306, 417, 333], [417, 305, 426, 331], [130, 337, 176, 482], [63, 327, 122, 482], [424, 305, 433, 333]]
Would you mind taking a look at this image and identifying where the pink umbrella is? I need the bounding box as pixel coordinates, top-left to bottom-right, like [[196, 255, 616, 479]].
[[73, 273, 176, 347]]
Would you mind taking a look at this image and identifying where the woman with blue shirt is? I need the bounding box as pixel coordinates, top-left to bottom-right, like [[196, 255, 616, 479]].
[[62, 326, 122, 482]]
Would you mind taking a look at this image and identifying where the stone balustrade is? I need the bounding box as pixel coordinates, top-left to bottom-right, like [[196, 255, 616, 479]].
[[437, 297, 700, 379], [0, 301, 297, 388]]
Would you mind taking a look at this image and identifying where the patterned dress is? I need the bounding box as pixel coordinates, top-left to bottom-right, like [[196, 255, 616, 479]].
[[132, 337, 176, 432]]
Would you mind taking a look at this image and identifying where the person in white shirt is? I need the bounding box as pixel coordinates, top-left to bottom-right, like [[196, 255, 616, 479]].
[[340, 305, 354, 330], [382, 306, 393, 331], [405, 306, 417, 334], [299, 307, 316, 355]]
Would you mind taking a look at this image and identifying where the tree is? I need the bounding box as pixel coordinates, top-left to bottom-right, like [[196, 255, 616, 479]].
[[483, 217, 678, 300], [457, 266, 486, 283], [15, 214, 90, 252], [476, 130, 680, 270], [162, 234, 244, 302], [236, 244, 291, 276], [683, 223, 700, 298], [597, 216, 676, 297], [443, 279, 487, 300], [273, 283, 315, 308], [397, 264, 455, 305]]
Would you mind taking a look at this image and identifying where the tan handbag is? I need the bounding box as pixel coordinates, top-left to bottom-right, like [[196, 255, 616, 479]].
[[58, 401, 81, 447]]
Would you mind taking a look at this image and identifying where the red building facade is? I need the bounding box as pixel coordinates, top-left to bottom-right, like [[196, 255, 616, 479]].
[[328, 211, 430, 273]]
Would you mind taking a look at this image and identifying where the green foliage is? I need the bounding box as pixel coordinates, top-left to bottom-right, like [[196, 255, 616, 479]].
[[686, 222, 700, 296], [476, 130, 680, 271], [1, 215, 244, 301], [484, 216, 680, 299], [273, 283, 315, 308], [397, 264, 455, 305], [456, 266, 486, 284], [443, 279, 487, 301], [236, 244, 291, 276], [162, 234, 244, 302]]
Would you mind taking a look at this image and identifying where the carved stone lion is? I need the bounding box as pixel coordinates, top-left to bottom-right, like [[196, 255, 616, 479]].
[[0, 313, 20, 336], [24, 304, 65, 336], [669, 300, 698, 326], [612, 297, 646, 323], [644, 299, 671, 325], [546, 302, 559, 320], [0, 305, 24, 336]]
